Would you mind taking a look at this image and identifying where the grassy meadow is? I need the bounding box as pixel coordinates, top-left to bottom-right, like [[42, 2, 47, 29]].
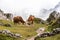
[[0, 20, 60, 40], [0, 20, 47, 40]]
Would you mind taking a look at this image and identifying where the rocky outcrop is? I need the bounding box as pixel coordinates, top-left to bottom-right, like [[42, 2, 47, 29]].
[[0, 29, 22, 38], [4, 13, 13, 20], [0, 9, 7, 20], [0, 9, 13, 20], [47, 11, 56, 22], [51, 17, 60, 28], [46, 10, 60, 31], [47, 11, 60, 24], [35, 28, 60, 40]]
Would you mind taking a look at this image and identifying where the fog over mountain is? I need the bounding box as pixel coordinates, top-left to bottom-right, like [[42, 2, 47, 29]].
[[14, 2, 60, 20], [39, 2, 60, 20], [0, 0, 60, 20]]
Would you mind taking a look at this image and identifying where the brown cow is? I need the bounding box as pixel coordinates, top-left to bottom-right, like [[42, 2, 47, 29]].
[[27, 15, 35, 25], [13, 16, 25, 24]]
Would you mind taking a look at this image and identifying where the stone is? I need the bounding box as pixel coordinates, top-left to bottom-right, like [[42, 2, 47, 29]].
[[52, 28, 60, 34], [14, 33, 22, 38], [8, 33, 14, 37], [48, 32, 56, 36]]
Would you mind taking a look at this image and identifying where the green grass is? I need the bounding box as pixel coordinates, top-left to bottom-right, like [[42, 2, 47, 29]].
[[0, 20, 60, 40], [0, 34, 17, 40], [0, 20, 47, 40]]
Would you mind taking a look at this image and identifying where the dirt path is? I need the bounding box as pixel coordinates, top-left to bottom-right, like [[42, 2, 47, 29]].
[[27, 27, 45, 40]]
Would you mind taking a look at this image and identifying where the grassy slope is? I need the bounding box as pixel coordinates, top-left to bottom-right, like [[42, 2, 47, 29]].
[[0, 20, 47, 40], [1, 20, 60, 40], [0, 34, 17, 40], [35, 19, 60, 40]]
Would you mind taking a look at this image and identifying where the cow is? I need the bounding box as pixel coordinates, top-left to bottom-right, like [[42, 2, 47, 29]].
[[27, 15, 35, 25], [13, 16, 25, 24]]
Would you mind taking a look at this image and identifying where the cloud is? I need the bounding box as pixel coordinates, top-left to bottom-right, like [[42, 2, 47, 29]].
[[0, 0, 60, 20]]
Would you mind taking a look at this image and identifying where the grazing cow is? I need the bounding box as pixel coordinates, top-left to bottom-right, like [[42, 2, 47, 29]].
[[13, 16, 25, 24], [27, 15, 35, 25]]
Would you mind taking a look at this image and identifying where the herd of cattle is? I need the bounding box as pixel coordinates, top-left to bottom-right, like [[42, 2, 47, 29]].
[[35, 28, 60, 40], [13, 15, 35, 25]]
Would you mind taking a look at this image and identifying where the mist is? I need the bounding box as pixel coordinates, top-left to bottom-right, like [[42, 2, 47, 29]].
[[0, 0, 60, 20]]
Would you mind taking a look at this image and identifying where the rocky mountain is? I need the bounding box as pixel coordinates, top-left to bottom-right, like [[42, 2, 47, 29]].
[[48, 17, 60, 30], [52, 17, 60, 27], [0, 9, 13, 20], [47, 11, 60, 30], [46, 11, 60, 22], [39, 2, 60, 20]]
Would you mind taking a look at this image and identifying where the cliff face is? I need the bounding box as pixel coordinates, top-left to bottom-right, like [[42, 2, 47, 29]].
[[4, 13, 13, 20], [51, 17, 60, 28], [47, 11, 60, 30], [47, 11, 60, 23], [0, 9, 7, 20], [0, 9, 13, 20]]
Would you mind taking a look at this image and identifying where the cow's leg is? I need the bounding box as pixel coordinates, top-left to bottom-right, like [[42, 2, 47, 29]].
[[13, 21, 16, 24], [31, 21, 33, 24], [18, 21, 21, 24]]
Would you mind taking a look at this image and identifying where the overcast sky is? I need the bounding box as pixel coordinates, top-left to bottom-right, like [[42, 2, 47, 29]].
[[0, 0, 60, 20]]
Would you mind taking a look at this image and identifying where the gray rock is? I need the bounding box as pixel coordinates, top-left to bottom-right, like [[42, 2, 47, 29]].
[[2, 29, 11, 34], [8, 33, 14, 37], [14, 33, 22, 38], [48, 32, 56, 36], [0, 29, 22, 38], [52, 28, 60, 34], [56, 28, 60, 31], [2, 30, 6, 34], [38, 32, 49, 38]]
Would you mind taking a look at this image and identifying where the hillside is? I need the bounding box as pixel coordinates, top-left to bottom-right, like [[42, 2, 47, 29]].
[[46, 11, 60, 31], [0, 10, 60, 40], [35, 10, 60, 40], [0, 20, 47, 40]]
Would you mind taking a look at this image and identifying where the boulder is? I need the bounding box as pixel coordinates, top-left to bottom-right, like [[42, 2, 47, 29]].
[[52, 28, 60, 34], [0, 29, 22, 38], [14, 33, 22, 38], [38, 32, 50, 38], [8, 33, 14, 37], [48, 32, 56, 36]]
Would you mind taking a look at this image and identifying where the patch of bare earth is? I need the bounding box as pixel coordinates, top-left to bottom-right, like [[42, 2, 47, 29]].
[[27, 27, 45, 40]]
